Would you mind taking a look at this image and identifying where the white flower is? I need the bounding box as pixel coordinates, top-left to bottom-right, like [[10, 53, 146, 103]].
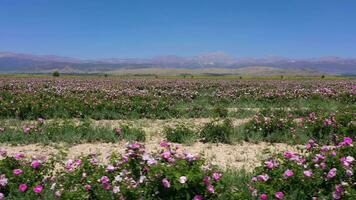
[[115, 175, 122, 182], [179, 176, 187, 184], [113, 186, 120, 193]]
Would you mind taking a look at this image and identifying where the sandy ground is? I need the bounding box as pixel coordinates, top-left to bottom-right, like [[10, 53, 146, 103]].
[[0, 117, 299, 170], [1, 140, 299, 171]]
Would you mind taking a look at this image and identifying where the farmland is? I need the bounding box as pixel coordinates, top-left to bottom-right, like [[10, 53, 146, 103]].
[[0, 76, 355, 199]]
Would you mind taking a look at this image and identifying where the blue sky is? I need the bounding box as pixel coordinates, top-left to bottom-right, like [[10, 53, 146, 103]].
[[1, 0, 355, 58]]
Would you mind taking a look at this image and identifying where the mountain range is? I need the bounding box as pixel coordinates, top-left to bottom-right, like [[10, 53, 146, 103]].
[[0, 51, 355, 75]]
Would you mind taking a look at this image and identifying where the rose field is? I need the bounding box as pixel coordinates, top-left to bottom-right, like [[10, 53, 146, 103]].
[[0, 77, 355, 199]]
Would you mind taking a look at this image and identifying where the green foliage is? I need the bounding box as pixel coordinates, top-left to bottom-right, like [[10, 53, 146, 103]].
[[118, 124, 146, 142], [164, 123, 197, 145], [249, 137, 356, 199], [200, 119, 236, 144], [52, 71, 60, 77]]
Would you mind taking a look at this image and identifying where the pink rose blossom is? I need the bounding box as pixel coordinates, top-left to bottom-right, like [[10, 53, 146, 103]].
[[207, 184, 215, 193], [33, 185, 43, 193], [260, 193, 268, 200], [303, 170, 313, 177], [19, 184, 28, 192], [162, 178, 171, 188], [327, 168, 337, 179], [13, 169, 23, 175], [283, 169, 294, 178], [275, 191, 284, 199], [193, 195, 203, 200], [31, 160, 41, 169], [212, 172, 222, 181]]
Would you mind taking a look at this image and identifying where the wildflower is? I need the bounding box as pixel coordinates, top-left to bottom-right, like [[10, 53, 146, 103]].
[[303, 170, 313, 177], [275, 191, 284, 199], [84, 184, 91, 191], [207, 184, 215, 193], [212, 172, 222, 181], [113, 186, 120, 193], [0, 127, 5, 132], [13, 169, 23, 175], [31, 160, 41, 169], [23, 126, 31, 134], [260, 193, 268, 200], [340, 156, 354, 167], [33, 185, 43, 193], [193, 195, 203, 200], [14, 153, 25, 160], [55, 191, 62, 197], [265, 160, 277, 169], [161, 151, 171, 159], [345, 169, 353, 177], [106, 164, 115, 172], [339, 137, 353, 146], [327, 168, 337, 179], [100, 176, 110, 184], [160, 140, 169, 147], [179, 176, 187, 184], [147, 158, 157, 165], [0, 175, 8, 187], [115, 175, 123, 182], [19, 184, 28, 192], [0, 149, 6, 157], [0, 192, 4, 200], [162, 178, 171, 188], [37, 117, 45, 124], [257, 174, 269, 182], [203, 176, 211, 185], [283, 169, 294, 178], [114, 128, 122, 135]]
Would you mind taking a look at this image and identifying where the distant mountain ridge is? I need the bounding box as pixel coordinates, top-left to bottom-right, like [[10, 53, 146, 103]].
[[0, 51, 355, 75]]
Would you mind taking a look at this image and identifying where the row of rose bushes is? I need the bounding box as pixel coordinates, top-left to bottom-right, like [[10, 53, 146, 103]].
[[243, 109, 355, 143], [0, 78, 354, 120], [0, 141, 223, 199], [0, 137, 354, 199], [0, 109, 354, 145]]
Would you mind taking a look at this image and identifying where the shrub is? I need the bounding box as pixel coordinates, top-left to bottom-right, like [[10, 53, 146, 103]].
[[200, 119, 235, 144], [164, 123, 197, 145], [115, 125, 146, 142], [249, 137, 356, 199], [243, 110, 297, 143], [299, 111, 355, 142], [52, 71, 60, 77], [0, 141, 225, 199]]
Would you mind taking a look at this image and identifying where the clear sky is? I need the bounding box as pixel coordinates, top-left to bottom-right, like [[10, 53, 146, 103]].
[[1, 0, 356, 58]]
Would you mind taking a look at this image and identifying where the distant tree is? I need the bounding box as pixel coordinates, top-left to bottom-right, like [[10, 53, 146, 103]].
[[191, 75, 194, 79], [239, 76, 242, 79], [183, 75, 186, 78], [321, 75, 325, 79], [104, 74, 108, 78], [280, 75, 284, 79], [155, 75, 158, 79], [52, 71, 60, 77]]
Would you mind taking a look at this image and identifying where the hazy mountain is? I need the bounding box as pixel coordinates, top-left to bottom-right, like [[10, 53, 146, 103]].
[[0, 51, 355, 75]]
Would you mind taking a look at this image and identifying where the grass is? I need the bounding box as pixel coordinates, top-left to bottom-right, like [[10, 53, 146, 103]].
[[0, 120, 145, 145]]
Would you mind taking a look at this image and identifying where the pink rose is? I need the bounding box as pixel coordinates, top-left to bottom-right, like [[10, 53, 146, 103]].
[[275, 191, 284, 199], [33, 185, 43, 193], [162, 178, 171, 188], [13, 169, 23, 175], [19, 184, 28, 192]]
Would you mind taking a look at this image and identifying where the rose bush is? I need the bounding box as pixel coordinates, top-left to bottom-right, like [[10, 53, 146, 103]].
[[249, 137, 356, 199]]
